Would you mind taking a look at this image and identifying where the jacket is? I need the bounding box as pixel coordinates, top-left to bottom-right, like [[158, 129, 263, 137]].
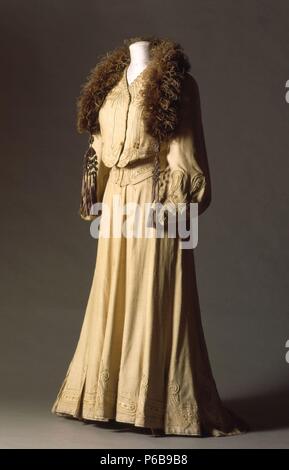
[[77, 35, 211, 220]]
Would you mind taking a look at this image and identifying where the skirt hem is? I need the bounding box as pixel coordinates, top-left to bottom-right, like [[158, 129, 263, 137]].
[[51, 407, 249, 438]]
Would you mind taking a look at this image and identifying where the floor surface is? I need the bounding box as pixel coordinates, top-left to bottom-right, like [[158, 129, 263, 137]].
[[1, 393, 289, 449]]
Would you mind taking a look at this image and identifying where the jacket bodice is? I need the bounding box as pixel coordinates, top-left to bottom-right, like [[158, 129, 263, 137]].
[[98, 65, 161, 168], [79, 45, 211, 221]]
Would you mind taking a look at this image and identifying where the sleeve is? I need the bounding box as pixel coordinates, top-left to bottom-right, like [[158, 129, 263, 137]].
[[79, 132, 111, 221], [160, 73, 211, 220]]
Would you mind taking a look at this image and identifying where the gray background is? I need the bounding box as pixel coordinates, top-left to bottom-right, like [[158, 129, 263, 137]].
[[0, 0, 289, 448]]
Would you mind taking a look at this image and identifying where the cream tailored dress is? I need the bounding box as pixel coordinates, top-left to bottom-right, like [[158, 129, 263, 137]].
[[52, 63, 247, 436]]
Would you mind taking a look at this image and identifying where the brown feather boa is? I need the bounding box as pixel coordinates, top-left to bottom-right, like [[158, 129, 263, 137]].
[[76, 35, 191, 143]]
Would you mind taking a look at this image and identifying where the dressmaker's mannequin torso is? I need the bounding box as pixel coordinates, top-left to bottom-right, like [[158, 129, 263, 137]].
[[126, 40, 150, 85]]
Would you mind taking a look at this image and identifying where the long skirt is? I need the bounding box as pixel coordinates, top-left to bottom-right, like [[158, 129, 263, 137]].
[[51, 162, 247, 437]]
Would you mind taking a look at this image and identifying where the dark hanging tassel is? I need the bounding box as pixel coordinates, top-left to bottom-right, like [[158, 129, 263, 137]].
[[79, 133, 99, 220], [151, 152, 160, 203], [147, 152, 161, 228]]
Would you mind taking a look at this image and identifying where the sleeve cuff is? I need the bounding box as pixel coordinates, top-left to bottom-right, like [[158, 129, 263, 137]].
[[165, 168, 206, 207]]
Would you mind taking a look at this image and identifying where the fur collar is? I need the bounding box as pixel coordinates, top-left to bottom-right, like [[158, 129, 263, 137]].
[[76, 35, 191, 143]]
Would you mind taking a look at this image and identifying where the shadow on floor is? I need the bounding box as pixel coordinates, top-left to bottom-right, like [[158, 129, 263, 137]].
[[88, 419, 155, 436], [225, 386, 289, 432]]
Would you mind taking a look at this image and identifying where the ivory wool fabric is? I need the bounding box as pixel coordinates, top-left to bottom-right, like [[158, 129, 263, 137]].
[[52, 53, 248, 436]]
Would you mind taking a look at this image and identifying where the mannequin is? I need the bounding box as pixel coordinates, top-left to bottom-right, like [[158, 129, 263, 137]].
[[126, 40, 150, 85]]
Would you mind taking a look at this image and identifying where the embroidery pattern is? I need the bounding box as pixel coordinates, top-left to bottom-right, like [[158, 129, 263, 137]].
[[166, 169, 188, 205], [166, 380, 200, 431], [102, 142, 160, 168], [55, 368, 207, 433], [118, 397, 137, 416], [81, 360, 115, 418], [190, 173, 206, 201], [117, 373, 164, 426]]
